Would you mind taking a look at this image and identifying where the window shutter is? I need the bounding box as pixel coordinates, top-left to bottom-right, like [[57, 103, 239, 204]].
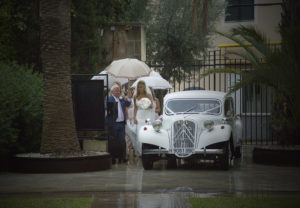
[[225, 0, 254, 22]]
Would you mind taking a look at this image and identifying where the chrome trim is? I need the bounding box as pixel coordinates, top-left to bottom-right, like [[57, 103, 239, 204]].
[[143, 149, 169, 155], [195, 149, 223, 154], [171, 119, 196, 158], [143, 149, 223, 155]]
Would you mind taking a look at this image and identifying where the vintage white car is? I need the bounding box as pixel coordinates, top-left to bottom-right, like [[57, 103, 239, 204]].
[[138, 90, 243, 170]]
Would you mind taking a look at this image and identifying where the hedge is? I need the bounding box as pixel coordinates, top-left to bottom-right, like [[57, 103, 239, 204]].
[[0, 62, 43, 157]]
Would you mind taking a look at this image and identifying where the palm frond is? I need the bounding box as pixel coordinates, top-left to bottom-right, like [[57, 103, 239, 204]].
[[231, 26, 272, 57], [224, 50, 260, 68], [214, 30, 260, 64]]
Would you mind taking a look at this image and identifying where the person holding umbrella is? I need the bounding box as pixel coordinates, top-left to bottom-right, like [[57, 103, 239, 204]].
[[106, 84, 131, 164]]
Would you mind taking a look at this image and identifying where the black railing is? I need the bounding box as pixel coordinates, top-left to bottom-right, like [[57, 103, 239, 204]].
[[148, 50, 275, 145]]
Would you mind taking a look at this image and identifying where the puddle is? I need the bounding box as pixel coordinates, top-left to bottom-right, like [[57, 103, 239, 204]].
[[90, 191, 215, 208]]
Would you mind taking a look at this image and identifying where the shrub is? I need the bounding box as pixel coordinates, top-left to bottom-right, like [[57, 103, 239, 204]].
[[0, 62, 43, 157]]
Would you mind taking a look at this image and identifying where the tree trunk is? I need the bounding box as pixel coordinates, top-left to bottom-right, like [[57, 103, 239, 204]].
[[40, 0, 80, 154]]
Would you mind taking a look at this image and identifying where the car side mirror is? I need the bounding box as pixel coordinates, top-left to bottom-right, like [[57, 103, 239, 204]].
[[235, 114, 241, 119], [226, 110, 233, 117]]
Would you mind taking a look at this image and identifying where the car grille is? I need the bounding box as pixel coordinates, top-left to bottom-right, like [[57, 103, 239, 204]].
[[171, 120, 196, 158]]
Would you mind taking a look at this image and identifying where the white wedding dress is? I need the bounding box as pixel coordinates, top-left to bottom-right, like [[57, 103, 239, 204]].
[[136, 99, 153, 127], [126, 98, 153, 156], [135, 99, 153, 155]]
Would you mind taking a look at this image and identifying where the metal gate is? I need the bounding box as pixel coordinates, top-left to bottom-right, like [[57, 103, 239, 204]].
[[72, 79, 105, 131], [148, 50, 275, 145]]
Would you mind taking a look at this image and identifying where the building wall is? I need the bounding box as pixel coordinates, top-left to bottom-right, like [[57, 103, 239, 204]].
[[210, 0, 282, 49], [101, 23, 146, 62]]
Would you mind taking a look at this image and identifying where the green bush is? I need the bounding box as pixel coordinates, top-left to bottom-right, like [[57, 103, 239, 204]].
[[0, 62, 43, 157]]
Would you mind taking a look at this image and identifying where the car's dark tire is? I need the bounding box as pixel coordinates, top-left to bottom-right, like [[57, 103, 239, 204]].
[[234, 146, 242, 158], [167, 158, 177, 169], [220, 141, 232, 170], [142, 156, 153, 170]]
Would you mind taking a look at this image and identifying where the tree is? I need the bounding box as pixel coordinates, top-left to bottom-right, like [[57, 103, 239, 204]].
[[0, 0, 40, 71], [0, 0, 140, 74], [40, 0, 80, 154], [71, 0, 132, 74], [144, 0, 222, 81], [123, 0, 149, 22], [202, 15, 300, 144]]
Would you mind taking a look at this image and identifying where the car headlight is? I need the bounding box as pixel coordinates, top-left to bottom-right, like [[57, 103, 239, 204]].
[[145, 118, 151, 124], [152, 119, 162, 132], [204, 120, 214, 131]]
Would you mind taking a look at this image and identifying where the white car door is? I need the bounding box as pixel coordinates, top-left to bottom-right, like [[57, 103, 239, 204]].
[[224, 98, 240, 147]]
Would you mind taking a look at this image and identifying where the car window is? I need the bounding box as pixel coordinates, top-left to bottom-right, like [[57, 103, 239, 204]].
[[165, 99, 221, 115], [224, 98, 234, 117]]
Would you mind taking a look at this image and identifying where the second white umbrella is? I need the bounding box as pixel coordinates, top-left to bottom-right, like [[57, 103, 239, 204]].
[[91, 71, 128, 88], [131, 76, 172, 90]]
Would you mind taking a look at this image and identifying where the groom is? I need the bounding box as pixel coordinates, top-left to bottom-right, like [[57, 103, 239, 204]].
[[106, 84, 131, 164]]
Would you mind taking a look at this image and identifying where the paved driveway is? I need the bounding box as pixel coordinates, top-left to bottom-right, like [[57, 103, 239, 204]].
[[1, 146, 300, 207]]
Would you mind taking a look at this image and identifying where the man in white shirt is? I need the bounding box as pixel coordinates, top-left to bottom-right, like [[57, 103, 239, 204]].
[[106, 84, 131, 164]]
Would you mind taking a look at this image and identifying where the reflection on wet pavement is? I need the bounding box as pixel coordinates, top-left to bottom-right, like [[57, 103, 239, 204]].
[[90, 191, 205, 208], [0, 146, 300, 207]]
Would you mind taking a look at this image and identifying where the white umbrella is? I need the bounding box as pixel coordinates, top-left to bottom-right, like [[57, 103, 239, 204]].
[[104, 58, 152, 79], [91, 71, 128, 88], [131, 76, 172, 90], [149, 71, 162, 77]]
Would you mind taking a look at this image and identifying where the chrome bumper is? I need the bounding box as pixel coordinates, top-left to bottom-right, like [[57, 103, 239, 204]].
[[143, 149, 223, 155]]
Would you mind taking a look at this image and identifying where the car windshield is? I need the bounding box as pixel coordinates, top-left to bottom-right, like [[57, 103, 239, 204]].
[[165, 99, 221, 115]]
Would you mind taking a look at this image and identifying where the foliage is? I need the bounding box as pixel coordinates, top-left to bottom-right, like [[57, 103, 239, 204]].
[[123, 0, 149, 22], [71, 0, 151, 74], [0, 0, 40, 71], [0, 62, 43, 157], [0, 197, 92, 208], [143, 0, 222, 80], [189, 197, 300, 208], [202, 25, 300, 144], [71, 0, 136, 74], [201, 1, 300, 144], [1, 0, 140, 74]]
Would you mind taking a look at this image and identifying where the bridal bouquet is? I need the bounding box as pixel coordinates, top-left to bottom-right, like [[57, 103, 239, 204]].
[[139, 97, 151, 110]]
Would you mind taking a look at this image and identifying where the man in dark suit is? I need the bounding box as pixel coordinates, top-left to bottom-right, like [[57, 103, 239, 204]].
[[106, 84, 131, 164]]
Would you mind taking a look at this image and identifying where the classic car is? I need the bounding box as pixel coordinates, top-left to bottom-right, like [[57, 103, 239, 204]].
[[137, 90, 243, 170]]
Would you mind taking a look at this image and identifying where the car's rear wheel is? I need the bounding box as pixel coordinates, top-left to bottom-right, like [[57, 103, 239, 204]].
[[220, 141, 232, 170], [234, 146, 242, 158]]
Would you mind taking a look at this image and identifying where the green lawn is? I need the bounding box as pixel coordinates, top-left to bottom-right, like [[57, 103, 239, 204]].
[[0, 197, 92, 208], [189, 197, 300, 208]]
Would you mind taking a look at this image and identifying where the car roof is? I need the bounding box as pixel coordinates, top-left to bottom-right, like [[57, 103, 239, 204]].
[[164, 90, 228, 103]]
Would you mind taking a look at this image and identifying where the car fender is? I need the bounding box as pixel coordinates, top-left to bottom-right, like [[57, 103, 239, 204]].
[[235, 119, 243, 145], [197, 124, 232, 149], [138, 125, 170, 150]]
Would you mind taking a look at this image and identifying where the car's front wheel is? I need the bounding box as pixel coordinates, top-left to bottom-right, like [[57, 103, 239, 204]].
[[220, 141, 232, 170], [167, 157, 177, 169], [142, 155, 153, 170]]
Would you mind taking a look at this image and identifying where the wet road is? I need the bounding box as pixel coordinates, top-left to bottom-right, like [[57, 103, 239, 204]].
[[1, 146, 300, 207]]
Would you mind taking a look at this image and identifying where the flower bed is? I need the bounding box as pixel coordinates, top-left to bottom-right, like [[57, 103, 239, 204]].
[[9, 152, 111, 173]]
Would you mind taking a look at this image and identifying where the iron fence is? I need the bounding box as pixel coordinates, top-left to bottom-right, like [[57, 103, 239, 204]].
[[148, 50, 275, 145]]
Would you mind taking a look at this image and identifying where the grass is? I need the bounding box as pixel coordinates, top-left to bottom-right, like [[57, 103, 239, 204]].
[[0, 197, 92, 208], [189, 197, 300, 208]]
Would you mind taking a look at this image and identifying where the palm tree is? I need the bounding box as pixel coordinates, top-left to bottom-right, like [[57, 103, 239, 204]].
[[40, 0, 80, 153], [192, 0, 209, 36], [202, 24, 300, 144]]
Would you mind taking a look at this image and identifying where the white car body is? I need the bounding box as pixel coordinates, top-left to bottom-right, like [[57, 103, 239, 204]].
[[138, 90, 243, 170]]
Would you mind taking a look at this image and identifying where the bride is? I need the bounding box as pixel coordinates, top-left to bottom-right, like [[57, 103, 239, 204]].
[[125, 80, 153, 155], [134, 80, 153, 126]]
